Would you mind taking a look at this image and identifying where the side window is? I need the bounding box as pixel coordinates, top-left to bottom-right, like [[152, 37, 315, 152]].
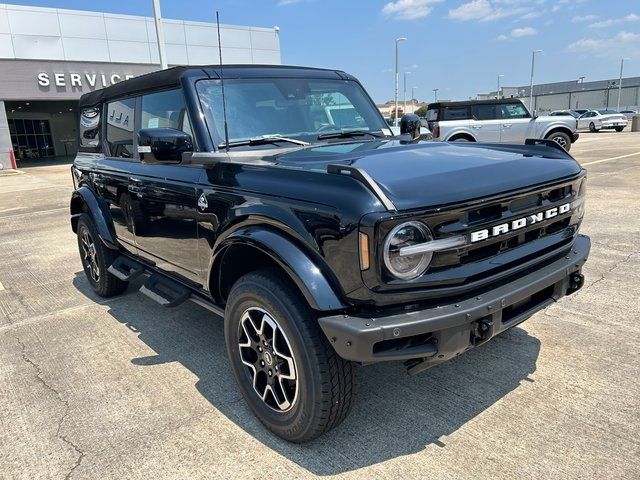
[[106, 98, 136, 158], [141, 89, 191, 135], [79, 107, 100, 151], [500, 103, 530, 119], [442, 106, 469, 121], [472, 104, 497, 121]]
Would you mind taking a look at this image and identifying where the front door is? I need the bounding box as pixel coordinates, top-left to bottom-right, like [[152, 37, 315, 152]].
[[127, 88, 202, 283], [498, 102, 534, 144]]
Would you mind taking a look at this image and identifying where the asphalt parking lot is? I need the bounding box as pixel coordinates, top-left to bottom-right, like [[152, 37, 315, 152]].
[[1, 130, 639, 479]]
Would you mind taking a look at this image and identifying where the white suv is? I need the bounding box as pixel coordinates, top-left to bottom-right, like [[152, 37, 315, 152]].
[[424, 99, 579, 151]]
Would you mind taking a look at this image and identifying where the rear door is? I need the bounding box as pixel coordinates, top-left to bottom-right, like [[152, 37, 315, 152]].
[[101, 97, 138, 254], [470, 104, 501, 142], [129, 89, 202, 283], [498, 102, 534, 143]]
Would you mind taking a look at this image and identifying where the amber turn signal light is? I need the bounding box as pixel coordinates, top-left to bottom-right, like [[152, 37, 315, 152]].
[[359, 232, 370, 271]]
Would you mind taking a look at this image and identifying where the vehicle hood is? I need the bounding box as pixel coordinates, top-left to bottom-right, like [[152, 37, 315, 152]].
[[537, 115, 576, 126], [273, 140, 582, 211]]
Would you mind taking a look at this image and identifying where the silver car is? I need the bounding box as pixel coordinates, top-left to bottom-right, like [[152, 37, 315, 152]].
[[579, 110, 628, 132], [425, 99, 579, 151]]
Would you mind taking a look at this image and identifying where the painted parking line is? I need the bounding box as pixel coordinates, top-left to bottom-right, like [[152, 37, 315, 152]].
[[582, 151, 640, 166], [0, 282, 4, 291]]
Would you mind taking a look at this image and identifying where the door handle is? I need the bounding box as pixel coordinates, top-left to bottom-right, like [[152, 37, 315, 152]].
[[472, 125, 482, 129], [502, 123, 512, 128]]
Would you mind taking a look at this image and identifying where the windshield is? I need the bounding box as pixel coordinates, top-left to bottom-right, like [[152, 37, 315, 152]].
[[196, 78, 389, 147], [600, 109, 620, 115]]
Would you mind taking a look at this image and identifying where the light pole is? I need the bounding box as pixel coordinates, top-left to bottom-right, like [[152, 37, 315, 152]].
[[411, 86, 418, 112], [403, 71, 411, 113], [497, 74, 504, 98], [617, 57, 629, 111], [394, 37, 407, 127], [529, 49, 542, 113], [152, 0, 168, 69], [433, 88, 439, 102]]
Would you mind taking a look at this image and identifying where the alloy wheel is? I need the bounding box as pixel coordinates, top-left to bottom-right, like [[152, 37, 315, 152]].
[[80, 229, 100, 283], [238, 307, 299, 412], [552, 136, 568, 149]]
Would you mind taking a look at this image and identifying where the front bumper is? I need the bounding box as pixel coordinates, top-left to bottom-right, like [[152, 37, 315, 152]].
[[319, 235, 590, 370]]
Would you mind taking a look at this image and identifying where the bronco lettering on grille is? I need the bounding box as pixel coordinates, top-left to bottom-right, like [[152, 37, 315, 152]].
[[470, 203, 571, 243]]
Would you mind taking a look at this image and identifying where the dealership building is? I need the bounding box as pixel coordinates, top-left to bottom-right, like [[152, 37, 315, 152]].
[[0, 3, 281, 170], [478, 77, 640, 113]]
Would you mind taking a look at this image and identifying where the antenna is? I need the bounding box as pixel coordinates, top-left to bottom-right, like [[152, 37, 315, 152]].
[[216, 11, 230, 152]]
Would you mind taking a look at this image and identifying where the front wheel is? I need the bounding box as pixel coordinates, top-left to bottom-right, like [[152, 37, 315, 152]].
[[615, 126, 625, 132], [589, 122, 599, 133], [224, 268, 357, 442], [546, 131, 571, 151]]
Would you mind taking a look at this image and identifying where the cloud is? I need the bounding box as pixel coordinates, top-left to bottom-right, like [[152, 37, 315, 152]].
[[511, 26, 537, 37], [382, 0, 444, 20], [448, 0, 531, 22], [567, 31, 640, 57], [571, 14, 597, 23], [496, 34, 509, 41], [588, 13, 639, 28], [277, 0, 301, 5]]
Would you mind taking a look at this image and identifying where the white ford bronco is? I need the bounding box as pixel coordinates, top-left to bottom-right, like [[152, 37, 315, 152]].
[[424, 98, 580, 151]]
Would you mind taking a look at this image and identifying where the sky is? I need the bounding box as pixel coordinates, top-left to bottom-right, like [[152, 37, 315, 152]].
[[7, 0, 640, 103]]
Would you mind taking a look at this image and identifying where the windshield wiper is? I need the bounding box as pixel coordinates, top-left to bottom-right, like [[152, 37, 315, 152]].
[[220, 135, 309, 148], [317, 130, 383, 140]]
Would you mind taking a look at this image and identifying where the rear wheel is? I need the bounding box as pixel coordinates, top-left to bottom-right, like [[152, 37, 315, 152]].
[[546, 131, 571, 151], [224, 268, 357, 442], [589, 122, 599, 133], [77, 213, 128, 297]]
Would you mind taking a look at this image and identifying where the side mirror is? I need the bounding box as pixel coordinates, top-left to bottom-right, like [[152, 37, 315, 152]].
[[400, 114, 421, 141], [532, 110, 539, 118], [138, 128, 193, 163]]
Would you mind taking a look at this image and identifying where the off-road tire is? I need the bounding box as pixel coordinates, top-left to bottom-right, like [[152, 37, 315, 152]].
[[546, 131, 572, 151], [224, 268, 357, 443], [77, 213, 128, 297]]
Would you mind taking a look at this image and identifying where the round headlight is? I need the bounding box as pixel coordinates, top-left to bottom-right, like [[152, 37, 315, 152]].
[[383, 221, 433, 280]]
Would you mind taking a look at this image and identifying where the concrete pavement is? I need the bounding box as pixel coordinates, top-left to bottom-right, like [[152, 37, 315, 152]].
[[1, 132, 639, 479]]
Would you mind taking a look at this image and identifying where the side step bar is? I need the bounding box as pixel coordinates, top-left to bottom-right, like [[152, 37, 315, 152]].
[[140, 274, 191, 308], [108, 256, 145, 282]]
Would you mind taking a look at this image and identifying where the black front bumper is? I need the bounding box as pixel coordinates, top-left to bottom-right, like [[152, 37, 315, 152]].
[[319, 235, 590, 369]]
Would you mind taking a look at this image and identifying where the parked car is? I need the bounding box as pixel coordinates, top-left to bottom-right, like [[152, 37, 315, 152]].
[[579, 110, 628, 132], [549, 110, 580, 118], [620, 110, 638, 121], [425, 98, 579, 151], [70, 65, 590, 442]]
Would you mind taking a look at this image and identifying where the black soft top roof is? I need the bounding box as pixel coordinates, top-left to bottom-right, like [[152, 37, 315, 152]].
[[428, 98, 525, 109], [78, 64, 353, 108]]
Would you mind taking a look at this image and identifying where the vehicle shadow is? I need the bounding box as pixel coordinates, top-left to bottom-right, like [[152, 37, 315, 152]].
[[73, 273, 541, 476]]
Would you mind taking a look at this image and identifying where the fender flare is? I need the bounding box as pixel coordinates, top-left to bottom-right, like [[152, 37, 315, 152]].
[[70, 186, 118, 249], [211, 226, 346, 312]]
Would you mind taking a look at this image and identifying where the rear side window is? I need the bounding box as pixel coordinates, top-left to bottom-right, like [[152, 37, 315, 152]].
[[442, 106, 469, 120], [500, 103, 530, 119], [472, 104, 497, 121], [106, 98, 136, 158], [79, 107, 100, 151], [141, 89, 192, 137], [426, 108, 439, 121]]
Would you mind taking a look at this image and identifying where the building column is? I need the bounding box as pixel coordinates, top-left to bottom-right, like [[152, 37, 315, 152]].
[[0, 101, 13, 170]]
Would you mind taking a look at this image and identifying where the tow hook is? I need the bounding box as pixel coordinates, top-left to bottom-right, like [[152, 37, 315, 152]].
[[470, 317, 493, 346], [568, 272, 585, 294]]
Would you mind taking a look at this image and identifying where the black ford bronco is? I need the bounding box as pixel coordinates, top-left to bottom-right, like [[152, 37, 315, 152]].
[[70, 65, 590, 442]]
